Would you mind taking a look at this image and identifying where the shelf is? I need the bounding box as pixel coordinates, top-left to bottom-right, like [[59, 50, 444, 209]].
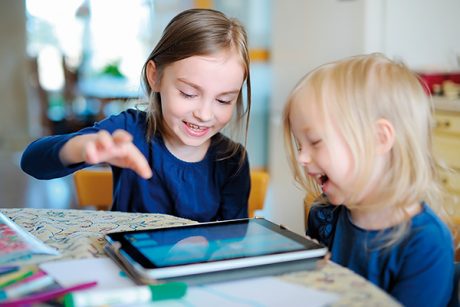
[[432, 96, 460, 113]]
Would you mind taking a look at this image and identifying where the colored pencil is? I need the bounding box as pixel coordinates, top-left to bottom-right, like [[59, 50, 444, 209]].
[[0, 266, 19, 276], [0, 269, 34, 288], [4, 270, 46, 287]]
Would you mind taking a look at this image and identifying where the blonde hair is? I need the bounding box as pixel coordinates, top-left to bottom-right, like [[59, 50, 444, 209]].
[[141, 8, 251, 161], [283, 53, 454, 245]]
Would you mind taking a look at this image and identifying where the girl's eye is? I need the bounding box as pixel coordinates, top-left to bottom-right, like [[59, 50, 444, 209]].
[[217, 99, 231, 105], [180, 91, 196, 99], [294, 141, 302, 152], [311, 139, 322, 146]]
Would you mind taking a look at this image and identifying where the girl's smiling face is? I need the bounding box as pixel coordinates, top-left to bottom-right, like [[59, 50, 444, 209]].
[[153, 50, 245, 161], [289, 90, 355, 206]]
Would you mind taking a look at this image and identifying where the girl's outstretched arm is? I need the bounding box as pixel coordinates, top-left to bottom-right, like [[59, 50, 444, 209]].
[[59, 129, 152, 179]]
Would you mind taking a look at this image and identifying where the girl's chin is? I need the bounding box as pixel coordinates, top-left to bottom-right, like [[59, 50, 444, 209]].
[[179, 133, 212, 147], [328, 199, 343, 206], [324, 192, 345, 206], [180, 138, 208, 148]]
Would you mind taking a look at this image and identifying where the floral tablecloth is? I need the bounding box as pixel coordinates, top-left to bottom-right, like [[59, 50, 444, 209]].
[[1, 208, 400, 306]]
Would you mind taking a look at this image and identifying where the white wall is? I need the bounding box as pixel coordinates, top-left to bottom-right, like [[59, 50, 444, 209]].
[[383, 0, 460, 70], [0, 1, 29, 152], [264, 0, 367, 234], [263, 0, 460, 235]]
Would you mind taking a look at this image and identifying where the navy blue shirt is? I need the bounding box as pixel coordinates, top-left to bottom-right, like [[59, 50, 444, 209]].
[[307, 203, 454, 307], [21, 109, 250, 222]]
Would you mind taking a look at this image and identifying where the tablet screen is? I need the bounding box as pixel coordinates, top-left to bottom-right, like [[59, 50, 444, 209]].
[[121, 219, 312, 268]]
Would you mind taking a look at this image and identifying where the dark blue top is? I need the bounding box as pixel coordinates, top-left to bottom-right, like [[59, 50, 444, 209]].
[[21, 109, 250, 222], [307, 203, 454, 307]]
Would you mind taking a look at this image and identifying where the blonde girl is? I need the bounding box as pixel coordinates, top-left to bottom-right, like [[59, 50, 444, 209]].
[[283, 53, 454, 306]]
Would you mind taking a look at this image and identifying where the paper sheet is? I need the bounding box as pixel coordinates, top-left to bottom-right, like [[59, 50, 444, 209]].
[[39, 258, 135, 290], [40, 258, 340, 306], [166, 277, 340, 307]]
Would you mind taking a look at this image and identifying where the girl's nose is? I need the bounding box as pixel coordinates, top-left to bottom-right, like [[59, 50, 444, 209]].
[[193, 100, 213, 122]]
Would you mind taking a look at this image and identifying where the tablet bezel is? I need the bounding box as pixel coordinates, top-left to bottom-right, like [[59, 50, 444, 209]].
[[105, 218, 327, 280]]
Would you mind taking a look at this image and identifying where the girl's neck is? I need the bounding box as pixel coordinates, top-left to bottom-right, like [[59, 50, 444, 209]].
[[349, 201, 422, 230], [163, 137, 210, 163]]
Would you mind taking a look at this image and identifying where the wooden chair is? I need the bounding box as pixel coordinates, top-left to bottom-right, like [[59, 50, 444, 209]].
[[248, 170, 270, 218], [453, 216, 460, 262], [73, 168, 112, 210], [304, 192, 318, 230], [73, 168, 270, 216]]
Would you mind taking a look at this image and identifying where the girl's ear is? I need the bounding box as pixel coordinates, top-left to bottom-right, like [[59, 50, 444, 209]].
[[146, 60, 160, 91], [375, 118, 395, 155]]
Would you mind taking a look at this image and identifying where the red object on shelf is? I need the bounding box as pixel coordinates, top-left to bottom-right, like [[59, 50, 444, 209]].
[[417, 72, 446, 94], [449, 72, 460, 84], [416, 71, 460, 95]]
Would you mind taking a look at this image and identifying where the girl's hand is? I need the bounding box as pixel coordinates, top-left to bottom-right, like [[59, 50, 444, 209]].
[[83, 129, 152, 179], [317, 252, 331, 269]]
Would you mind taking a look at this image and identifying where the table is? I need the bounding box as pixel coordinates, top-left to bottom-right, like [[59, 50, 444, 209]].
[[1, 208, 400, 306]]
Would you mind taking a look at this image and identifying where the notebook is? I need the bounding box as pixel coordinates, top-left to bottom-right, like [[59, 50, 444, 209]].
[[104, 217, 327, 285], [0, 212, 59, 264]]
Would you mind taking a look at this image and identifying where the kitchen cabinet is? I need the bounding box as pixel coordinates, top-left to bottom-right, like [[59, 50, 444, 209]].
[[433, 97, 460, 216]]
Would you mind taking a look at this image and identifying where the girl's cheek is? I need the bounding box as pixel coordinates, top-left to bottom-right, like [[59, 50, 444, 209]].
[[219, 107, 235, 124]]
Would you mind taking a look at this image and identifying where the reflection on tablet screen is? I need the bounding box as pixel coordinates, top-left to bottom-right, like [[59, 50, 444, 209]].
[[124, 222, 305, 267]]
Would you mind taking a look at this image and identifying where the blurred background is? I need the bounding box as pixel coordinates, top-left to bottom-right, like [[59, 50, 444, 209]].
[[1, 0, 459, 234]]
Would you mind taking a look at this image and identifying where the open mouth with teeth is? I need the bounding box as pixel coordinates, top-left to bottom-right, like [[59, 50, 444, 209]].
[[185, 122, 206, 131], [319, 174, 329, 186], [183, 121, 211, 138]]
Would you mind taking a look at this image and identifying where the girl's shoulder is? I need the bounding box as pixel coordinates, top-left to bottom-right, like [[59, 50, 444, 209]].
[[410, 203, 454, 243], [94, 109, 147, 135], [99, 108, 146, 125]]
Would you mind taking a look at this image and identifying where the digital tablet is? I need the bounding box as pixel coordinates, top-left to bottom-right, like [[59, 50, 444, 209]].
[[104, 218, 327, 284]]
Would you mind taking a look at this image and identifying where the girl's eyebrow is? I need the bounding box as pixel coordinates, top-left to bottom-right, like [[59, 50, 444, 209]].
[[177, 78, 240, 96]]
